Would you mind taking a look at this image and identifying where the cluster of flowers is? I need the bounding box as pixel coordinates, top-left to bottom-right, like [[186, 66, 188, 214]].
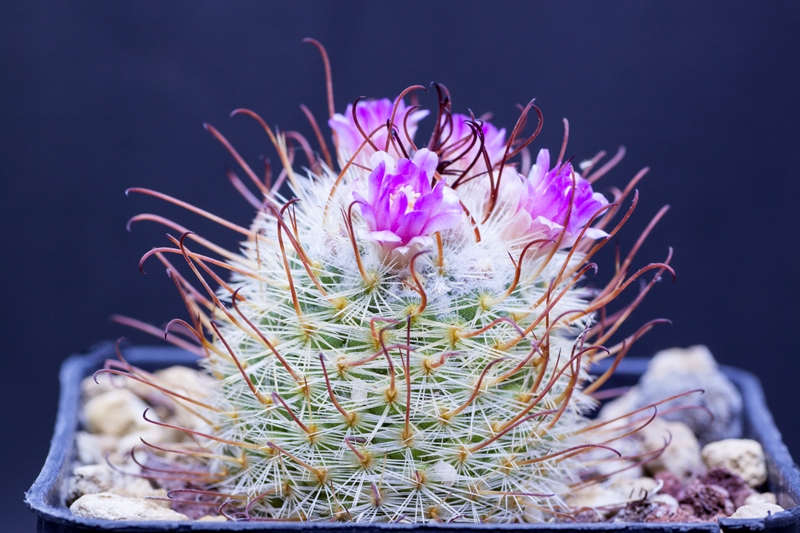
[[329, 96, 609, 262]]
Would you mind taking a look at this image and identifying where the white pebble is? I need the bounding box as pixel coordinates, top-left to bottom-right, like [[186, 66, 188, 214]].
[[646, 345, 719, 377], [70, 492, 188, 521], [82, 374, 151, 401], [639, 419, 704, 478], [609, 476, 658, 500], [67, 464, 154, 504], [730, 502, 784, 519], [84, 389, 152, 437], [702, 439, 767, 487], [566, 484, 627, 512], [74, 431, 120, 464]]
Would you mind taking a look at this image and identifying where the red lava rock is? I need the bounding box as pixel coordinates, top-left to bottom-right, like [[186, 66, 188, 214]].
[[612, 500, 700, 523], [680, 481, 735, 520], [654, 471, 685, 500], [570, 509, 605, 523], [700, 466, 755, 508]]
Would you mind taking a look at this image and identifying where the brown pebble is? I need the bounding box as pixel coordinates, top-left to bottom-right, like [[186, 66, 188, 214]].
[[700, 466, 755, 508], [680, 481, 735, 520]]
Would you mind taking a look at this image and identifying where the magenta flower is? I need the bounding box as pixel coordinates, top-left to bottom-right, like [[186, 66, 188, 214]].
[[353, 149, 463, 256], [437, 113, 506, 182], [504, 149, 608, 247], [329, 98, 429, 166]]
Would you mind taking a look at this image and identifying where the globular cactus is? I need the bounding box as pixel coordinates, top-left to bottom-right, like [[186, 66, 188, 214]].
[[122, 43, 673, 523]]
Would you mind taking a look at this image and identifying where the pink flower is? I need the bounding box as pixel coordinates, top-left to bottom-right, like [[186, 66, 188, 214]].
[[437, 113, 506, 183], [329, 98, 429, 166], [353, 149, 463, 256], [505, 149, 608, 247]]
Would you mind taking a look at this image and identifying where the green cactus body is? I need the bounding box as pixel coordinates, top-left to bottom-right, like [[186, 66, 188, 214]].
[[203, 163, 601, 523]]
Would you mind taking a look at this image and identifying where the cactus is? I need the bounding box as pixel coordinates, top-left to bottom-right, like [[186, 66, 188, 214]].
[[120, 43, 673, 523]]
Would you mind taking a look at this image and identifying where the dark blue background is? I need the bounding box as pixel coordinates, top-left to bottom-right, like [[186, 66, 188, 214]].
[[3, 2, 799, 529]]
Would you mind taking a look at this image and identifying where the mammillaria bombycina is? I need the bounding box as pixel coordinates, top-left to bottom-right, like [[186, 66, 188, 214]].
[[116, 41, 674, 523]]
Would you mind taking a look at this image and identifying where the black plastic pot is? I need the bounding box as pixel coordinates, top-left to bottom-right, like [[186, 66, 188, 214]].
[[26, 342, 800, 533]]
